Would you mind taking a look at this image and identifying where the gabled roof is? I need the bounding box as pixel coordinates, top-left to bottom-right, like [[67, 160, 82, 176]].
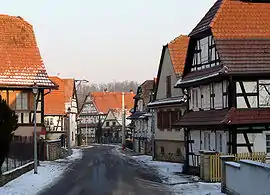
[[44, 76, 75, 115], [168, 35, 190, 75], [190, 0, 270, 38], [90, 92, 135, 114], [178, 0, 270, 86], [105, 108, 131, 126], [0, 15, 55, 88], [154, 35, 189, 100], [63, 79, 75, 103]]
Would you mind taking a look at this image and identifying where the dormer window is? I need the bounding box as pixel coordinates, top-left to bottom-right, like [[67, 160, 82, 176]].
[[191, 36, 220, 72]]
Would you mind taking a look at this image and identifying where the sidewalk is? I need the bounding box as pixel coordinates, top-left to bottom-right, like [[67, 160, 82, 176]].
[[0, 148, 83, 195]]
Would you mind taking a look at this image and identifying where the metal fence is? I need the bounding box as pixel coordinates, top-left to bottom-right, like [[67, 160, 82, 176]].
[[1, 136, 34, 173]]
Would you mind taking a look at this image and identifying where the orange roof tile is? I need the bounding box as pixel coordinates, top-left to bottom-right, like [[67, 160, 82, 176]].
[[63, 79, 75, 103], [0, 15, 55, 88], [44, 77, 75, 115], [168, 35, 189, 75], [90, 92, 135, 114], [44, 77, 65, 115], [211, 0, 270, 38]]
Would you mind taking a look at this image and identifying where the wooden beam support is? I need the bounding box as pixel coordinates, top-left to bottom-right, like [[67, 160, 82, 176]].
[[243, 133, 252, 153], [237, 143, 254, 147], [232, 129, 237, 154]]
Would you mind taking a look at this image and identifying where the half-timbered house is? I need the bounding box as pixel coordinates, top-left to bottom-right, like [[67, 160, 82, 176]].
[[174, 0, 270, 169], [148, 35, 189, 163], [78, 91, 135, 143], [128, 80, 154, 154], [44, 77, 78, 146], [102, 108, 131, 143], [0, 15, 56, 137]]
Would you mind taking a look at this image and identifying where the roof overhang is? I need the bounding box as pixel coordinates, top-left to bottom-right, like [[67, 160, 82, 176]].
[[173, 108, 270, 129], [148, 97, 185, 108]]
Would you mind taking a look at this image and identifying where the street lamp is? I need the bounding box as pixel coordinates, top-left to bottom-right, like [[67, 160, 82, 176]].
[[67, 107, 71, 156], [32, 83, 38, 174]]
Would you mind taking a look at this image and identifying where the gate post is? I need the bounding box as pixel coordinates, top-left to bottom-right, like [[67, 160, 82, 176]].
[[220, 155, 235, 193]]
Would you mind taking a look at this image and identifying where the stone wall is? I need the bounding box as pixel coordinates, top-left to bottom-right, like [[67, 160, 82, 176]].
[[0, 161, 34, 186], [155, 140, 185, 163], [45, 140, 62, 161]]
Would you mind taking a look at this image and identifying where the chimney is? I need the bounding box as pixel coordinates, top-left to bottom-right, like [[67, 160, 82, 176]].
[[104, 88, 108, 92], [129, 89, 134, 93]]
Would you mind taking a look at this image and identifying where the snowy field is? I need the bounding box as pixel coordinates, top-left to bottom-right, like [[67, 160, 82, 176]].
[[0, 148, 83, 195], [131, 155, 224, 195]]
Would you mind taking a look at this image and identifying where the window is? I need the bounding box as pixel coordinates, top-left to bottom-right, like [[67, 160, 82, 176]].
[[157, 112, 163, 129], [166, 75, 172, 98], [16, 93, 28, 110], [259, 80, 270, 108], [216, 133, 223, 152], [176, 148, 181, 156], [236, 81, 258, 108], [106, 122, 109, 127], [266, 135, 270, 153], [191, 36, 219, 72], [112, 122, 116, 126], [204, 132, 211, 151], [160, 146, 165, 155], [210, 83, 215, 109]]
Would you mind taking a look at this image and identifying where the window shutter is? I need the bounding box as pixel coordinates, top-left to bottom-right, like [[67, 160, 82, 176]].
[[157, 112, 162, 129], [166, 76, 172, 98], [163, 111, 170, 129], [171, 111, 178, 126]]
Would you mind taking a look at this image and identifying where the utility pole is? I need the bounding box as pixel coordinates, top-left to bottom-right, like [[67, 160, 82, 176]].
[[122, 92, 125, 149], [32, 83, 38, 174], [67, 107, 71, 156], [85, 118, 88, 145]]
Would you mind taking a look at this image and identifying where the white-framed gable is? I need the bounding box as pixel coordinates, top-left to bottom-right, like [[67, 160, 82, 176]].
[[156, 47, 182, 100], [102, 110, 121, 128]]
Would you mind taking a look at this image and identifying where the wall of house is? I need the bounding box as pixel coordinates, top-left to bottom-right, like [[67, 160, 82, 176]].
[[156, 47, 182, 100], [189, 81, 228, 111], [14, 126, 42, 137], [225, 160, 270, 195], [190, 130, 228, 155], [155, 140, 185, 163], [236, 80, 270, 108], [154, 108, 185, 141], [45, 115, 64, 132], [237, 132, 268, 153]]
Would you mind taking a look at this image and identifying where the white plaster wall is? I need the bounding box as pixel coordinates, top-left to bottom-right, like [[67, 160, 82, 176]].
[[156, 47, 182, 100], [190, 130, 228, 154], [225, 160, 270, 195], [237, 133, 265, 153]]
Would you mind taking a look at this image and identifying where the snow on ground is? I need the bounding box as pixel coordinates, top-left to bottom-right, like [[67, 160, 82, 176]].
[[0, 148, 83, 195], [131, 155, 224, 195], [132, 155, 185, 184], [172, 182, 224, 195]]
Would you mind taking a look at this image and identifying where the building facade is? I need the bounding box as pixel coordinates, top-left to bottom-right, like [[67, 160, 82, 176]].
[[148, 35, 189, 163], [0, 15, 56, 138], [78, 92, 134, 143], [44, 77, 78, 147], [128, 80, 154, 154], [174, 0, 270, 170]]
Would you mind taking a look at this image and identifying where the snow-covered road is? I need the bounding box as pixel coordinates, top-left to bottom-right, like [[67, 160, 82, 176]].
[[0, 148, 83, 195]]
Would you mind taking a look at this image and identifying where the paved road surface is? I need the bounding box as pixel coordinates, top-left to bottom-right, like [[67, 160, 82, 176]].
[[40, 145, 171, 195]]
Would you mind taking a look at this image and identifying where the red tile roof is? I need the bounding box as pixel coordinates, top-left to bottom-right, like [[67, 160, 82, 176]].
[[44, 77, 75, 115], [211, 0, 270, 39], [168, 35, 189, 75], [63, 79, 75, 103], [90, 92, 135, 114], [0, 15, 54, 88]]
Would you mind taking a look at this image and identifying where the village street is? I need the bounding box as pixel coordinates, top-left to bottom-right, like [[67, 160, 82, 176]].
[[39, 145, 171, 195]]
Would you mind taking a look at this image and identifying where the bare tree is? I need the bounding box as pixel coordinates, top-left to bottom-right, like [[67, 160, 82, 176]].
[[76, 80, 140, 111]]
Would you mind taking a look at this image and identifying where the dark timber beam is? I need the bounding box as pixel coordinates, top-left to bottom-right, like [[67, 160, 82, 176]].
[[243, 133, 252, 153]]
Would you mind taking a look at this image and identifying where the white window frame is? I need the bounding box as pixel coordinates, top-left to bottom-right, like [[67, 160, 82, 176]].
[[266, 134, 270, 154], [16, 93, 28, 110]]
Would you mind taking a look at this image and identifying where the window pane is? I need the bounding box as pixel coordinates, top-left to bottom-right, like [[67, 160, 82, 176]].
[[22, 93, 28, 110], [200, 37, 208, 64], [267, 147, 270, 153], [16, 93, 22, 110], [266, 141, 270, 147], [266, 135, 270, 140], [259, 84, 270, 107]]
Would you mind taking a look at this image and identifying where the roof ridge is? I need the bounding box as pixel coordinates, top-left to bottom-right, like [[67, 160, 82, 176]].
[[169, 35, 188, 45]]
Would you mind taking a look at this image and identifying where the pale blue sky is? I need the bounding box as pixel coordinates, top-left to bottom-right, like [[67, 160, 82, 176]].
[[1, 0, 216, 83]]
